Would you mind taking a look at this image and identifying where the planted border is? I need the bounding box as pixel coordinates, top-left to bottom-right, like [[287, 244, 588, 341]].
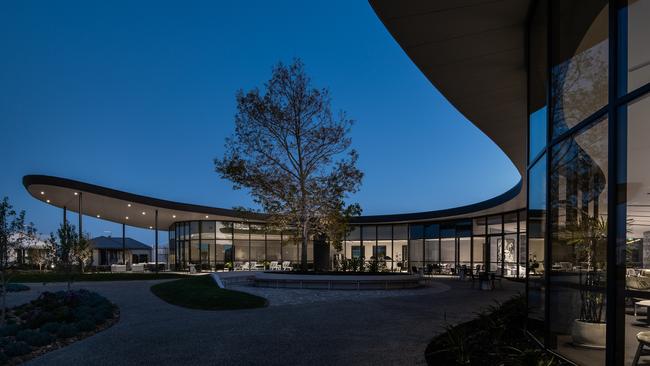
[[425, 296, 566, 366], [0, 290, 118, 364]]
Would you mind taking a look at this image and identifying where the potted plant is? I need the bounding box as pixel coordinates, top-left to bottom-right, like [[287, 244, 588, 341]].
[[224, 261, 233, 272], [567, 215, 607, 349]]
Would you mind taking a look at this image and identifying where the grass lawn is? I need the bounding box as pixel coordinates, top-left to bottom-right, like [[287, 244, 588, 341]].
[[150, 275, 267, 310], [10, 272, 189, 283]]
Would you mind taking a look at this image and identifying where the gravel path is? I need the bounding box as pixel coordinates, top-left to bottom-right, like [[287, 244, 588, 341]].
[[6, 277, 522, 366]]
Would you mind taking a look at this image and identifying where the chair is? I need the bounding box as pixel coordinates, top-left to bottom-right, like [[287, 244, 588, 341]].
[[269, 261, 280, 270], [281, 261, 291, 271], [236, 262, 250, 271], [490, 272, 503, 289], [250, 261, 258, 271], [633, 332, 650, 366], [424, 264, 433, 276]]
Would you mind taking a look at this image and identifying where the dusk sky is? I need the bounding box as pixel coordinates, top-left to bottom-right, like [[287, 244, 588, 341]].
[[0, 0, 520, 245]]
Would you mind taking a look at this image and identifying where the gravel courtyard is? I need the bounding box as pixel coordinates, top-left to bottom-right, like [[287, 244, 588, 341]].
[[9, 277, 522, 366]]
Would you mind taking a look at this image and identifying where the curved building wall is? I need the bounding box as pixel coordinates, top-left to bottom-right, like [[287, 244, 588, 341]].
[[168, 209, 527, 277]]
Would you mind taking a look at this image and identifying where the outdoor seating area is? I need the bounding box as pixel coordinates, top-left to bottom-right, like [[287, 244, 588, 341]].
[[234, 261, 292, 271], [110, 262, 165, 273]]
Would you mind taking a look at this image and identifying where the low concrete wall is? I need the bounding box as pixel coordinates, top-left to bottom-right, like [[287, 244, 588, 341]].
[[253, 273, 421, 290]]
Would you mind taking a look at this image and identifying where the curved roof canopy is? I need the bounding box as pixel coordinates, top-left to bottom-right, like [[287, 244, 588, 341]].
[[24, 175, 266, 230], [369, 0, 531, 175], [24, 175, 523, 228]]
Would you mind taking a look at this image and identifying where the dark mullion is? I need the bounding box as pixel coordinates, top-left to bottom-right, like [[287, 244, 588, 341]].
[[391, 225, 394, 272], [199, 221, 203, 269], [614, 81, 650, 107], [606, 1, 623, 364], [407, 224, 411, 274], [375, 225, 378, 263], [543, 0, 553, 348]]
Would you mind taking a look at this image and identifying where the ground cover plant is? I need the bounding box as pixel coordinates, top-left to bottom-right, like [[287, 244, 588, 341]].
[[151, 275, 267, 310], [0, 289, 118, 364], [425, 296, 566, 366], [10, 272, 188, 283]]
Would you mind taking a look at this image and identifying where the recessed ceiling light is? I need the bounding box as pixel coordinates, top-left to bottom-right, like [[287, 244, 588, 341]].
[[96, 214, 101, 218], [40, 191, 45, 195], [128, 203, 131, 207], [141, 212, 146, 215], [125, 216, 129, 220], [172, 215, 176, 218], [205, 215, 209, 218], [74, 192, 78, 196], [46, 199, 50, 203], [149, 226, 153, 229]]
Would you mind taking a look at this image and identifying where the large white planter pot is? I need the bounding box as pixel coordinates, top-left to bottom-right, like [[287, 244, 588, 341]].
[[571, 319, 606, 349]]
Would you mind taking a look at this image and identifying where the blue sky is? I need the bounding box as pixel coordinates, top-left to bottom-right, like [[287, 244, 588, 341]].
[[0, 0, 519, 245]]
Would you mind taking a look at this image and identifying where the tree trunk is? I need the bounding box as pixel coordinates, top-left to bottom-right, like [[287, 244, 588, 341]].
[[0, 271, 6, 326], [301, 221, 309, 271]]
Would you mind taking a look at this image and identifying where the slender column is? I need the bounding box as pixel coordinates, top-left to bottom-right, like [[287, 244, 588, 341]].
[[155, 209, 159, 272], [63, 206, 67, 226], [122, 223, 126, 264], [78, 192, 83, 238]]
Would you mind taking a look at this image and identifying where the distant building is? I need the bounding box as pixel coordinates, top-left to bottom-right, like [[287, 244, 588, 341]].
[[10, 233, 51, 269], [89, 236, 151, 266]]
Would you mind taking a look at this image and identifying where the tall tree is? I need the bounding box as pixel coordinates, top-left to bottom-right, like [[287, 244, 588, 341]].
[[215, 59, 363, 270], [0, 197, 37, 324]]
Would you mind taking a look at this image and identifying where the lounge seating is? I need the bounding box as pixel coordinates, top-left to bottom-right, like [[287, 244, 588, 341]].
[[236, 262, 250, 271], [110, 264, 127, 273], [281, 261, 291, 271], [131, 263, 145, 273], [269, 261, 281, 270]]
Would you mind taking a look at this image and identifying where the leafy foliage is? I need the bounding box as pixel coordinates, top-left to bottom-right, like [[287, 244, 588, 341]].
[[215, 59, 363, 269], [425, 296, 566, 366], [0, 289, 117, 363]]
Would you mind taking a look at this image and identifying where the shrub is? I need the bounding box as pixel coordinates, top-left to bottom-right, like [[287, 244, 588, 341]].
[[40, 322, 62, 334], [16, 329, 53, 347], [3, 341, 31, 357], [56, 324, 78, 339], [424, 296, 564, 366], [0, 324, 20, 337], [92, 312, 107, 325], [27, 310, 56, 329], [75, 318, 95, 332]]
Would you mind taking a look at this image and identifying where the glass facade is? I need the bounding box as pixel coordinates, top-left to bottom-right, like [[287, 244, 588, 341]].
[[526, 1, 650, 364], [169, 221, 314, 270], [169, 211, 527, 276]]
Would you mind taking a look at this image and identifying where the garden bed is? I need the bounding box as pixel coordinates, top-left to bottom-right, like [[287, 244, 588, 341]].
[[0, 290, 118, 365], [425, 296, 566, 365]]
